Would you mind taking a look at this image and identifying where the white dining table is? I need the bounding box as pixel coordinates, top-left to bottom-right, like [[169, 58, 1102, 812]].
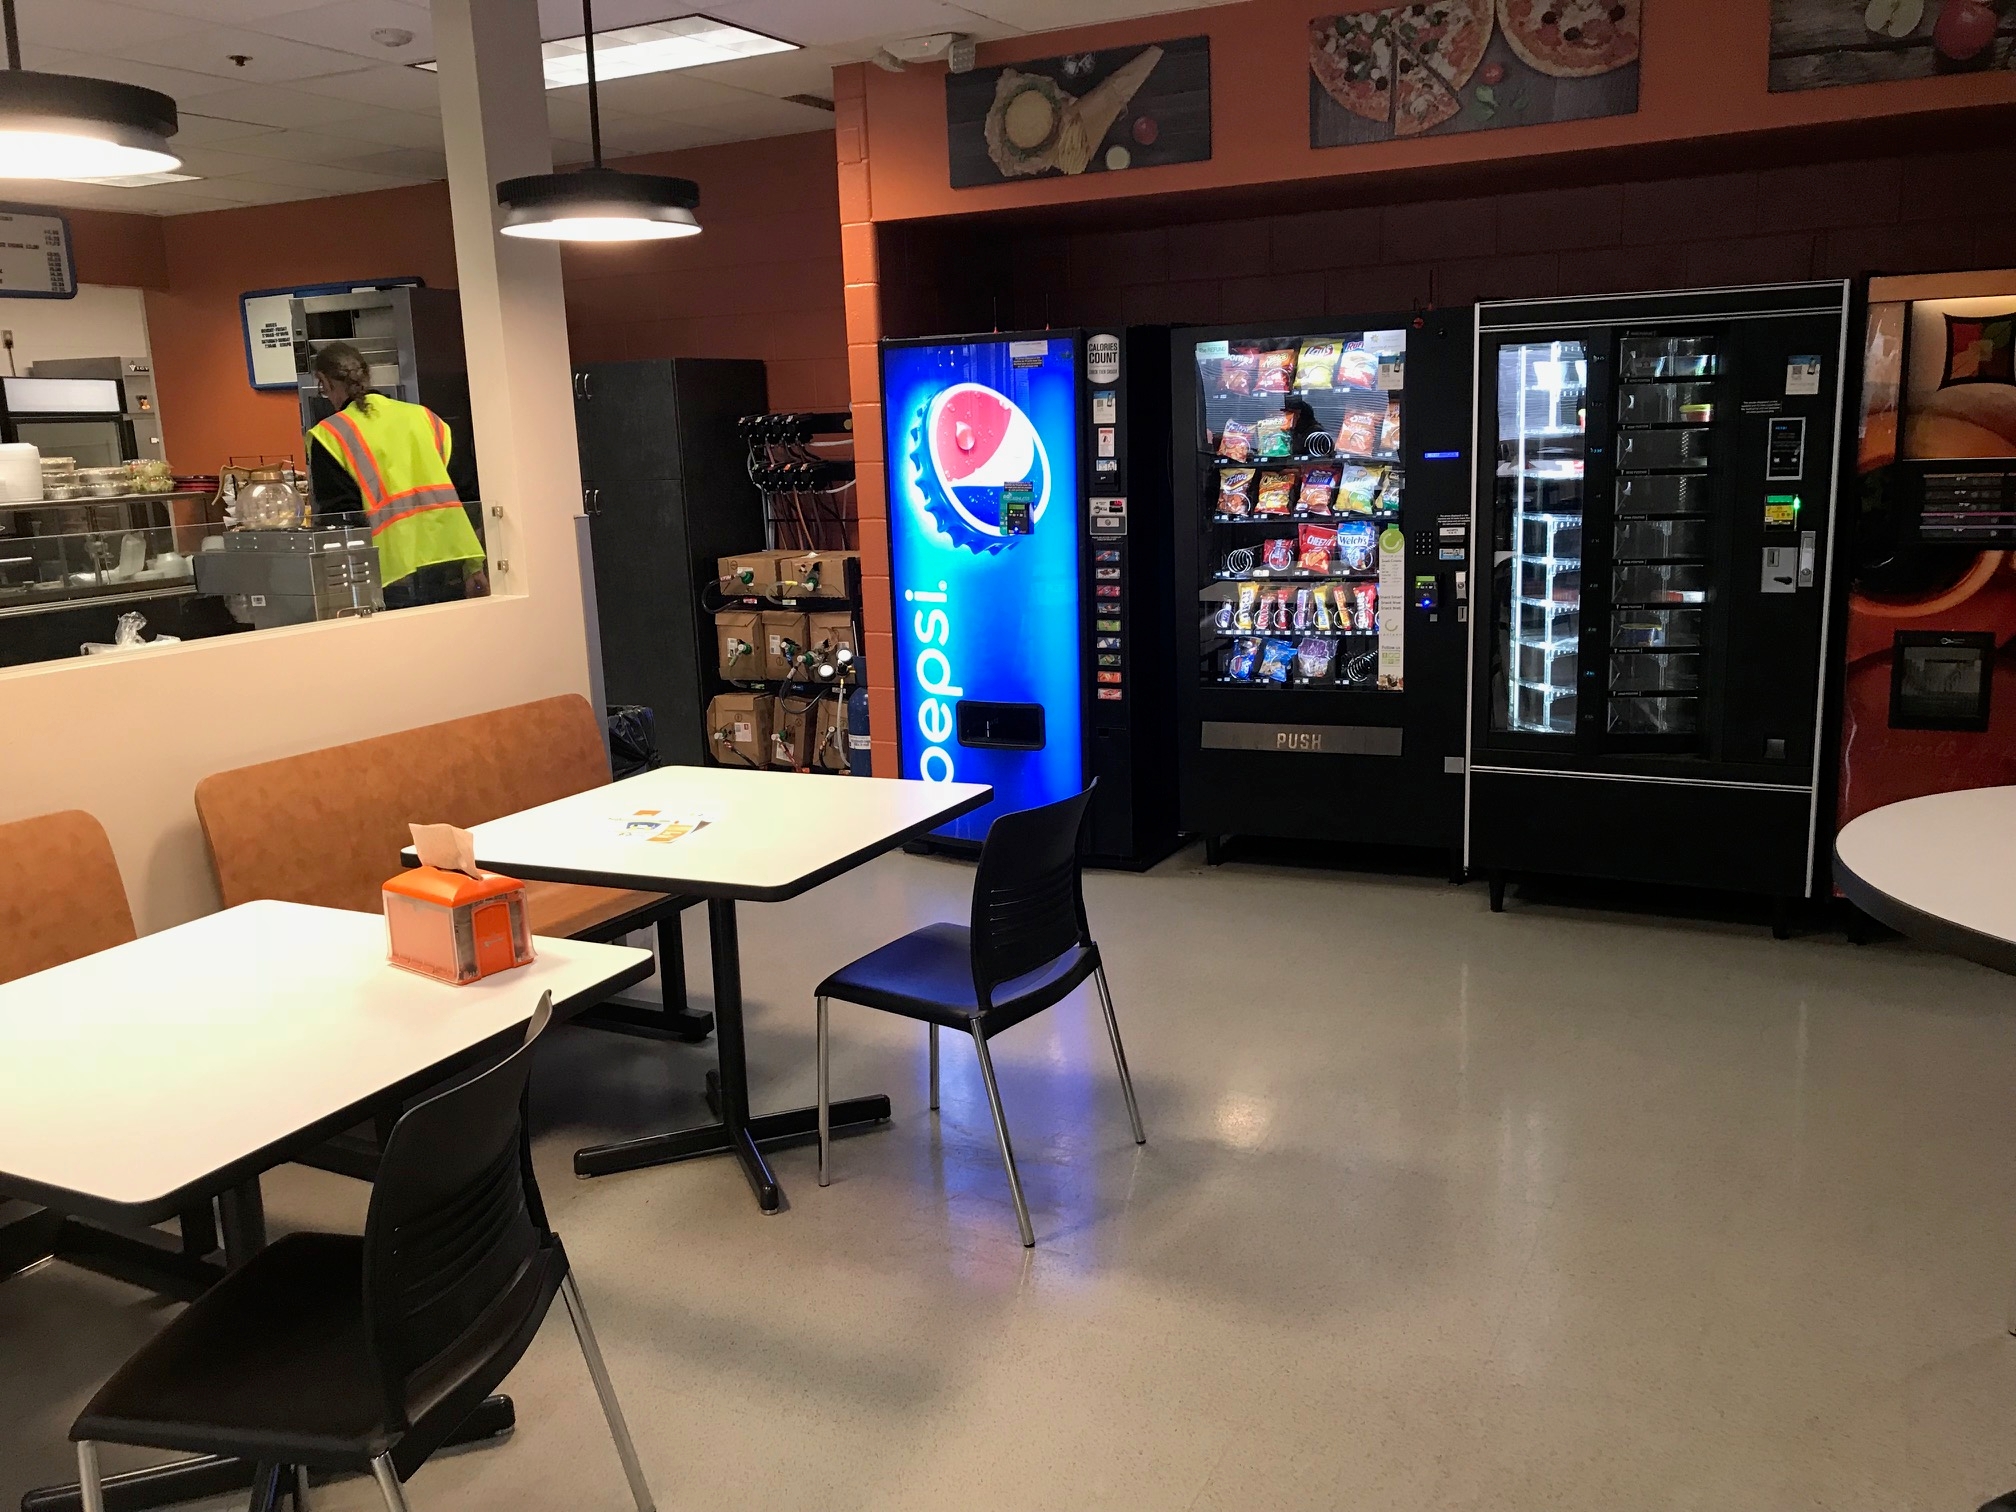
[[0, 899, 650, 1512], [1834, 786, 2016, 978], [415, 765, 992, 1213]]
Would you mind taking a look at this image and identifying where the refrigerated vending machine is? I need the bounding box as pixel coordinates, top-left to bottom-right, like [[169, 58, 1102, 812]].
[[1465, 282, 1852, 921], [1172, 308, 1475, 862], [1837, 269, 2016, 841], [880, 328, 1178, 864]]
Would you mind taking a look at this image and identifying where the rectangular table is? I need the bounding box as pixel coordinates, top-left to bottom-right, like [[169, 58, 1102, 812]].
[[427, 766, 991, 1213], [0, 900, 650, 1512]]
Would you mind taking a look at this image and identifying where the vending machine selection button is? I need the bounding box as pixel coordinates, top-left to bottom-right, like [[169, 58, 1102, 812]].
[[1096, 671, 1122, 685], [1097, 688, 1123, 701], [1096, 618, 1122, 633]]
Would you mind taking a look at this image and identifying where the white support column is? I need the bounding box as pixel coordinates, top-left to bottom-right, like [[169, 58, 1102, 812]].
[[431, 0, 587, 654]]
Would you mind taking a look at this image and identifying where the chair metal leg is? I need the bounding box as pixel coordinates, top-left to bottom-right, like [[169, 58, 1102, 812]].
[[368, 1456, 408, 1512], [816, 995, 831, 1188], [928, 1023, 939, 1112], [1093, 966, 1146, 1146], [293, 1465, 311, 1512], [75, 1443, 105, 1512], [969, 1024, 1035, 1248], [561, 1271, 656, 1512]]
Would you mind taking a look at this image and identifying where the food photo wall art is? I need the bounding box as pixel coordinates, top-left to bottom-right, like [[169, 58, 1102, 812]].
[[1769, 1, 2013, 91], [1310, 1, 1640, 145], [946, 36, 1211, 187]]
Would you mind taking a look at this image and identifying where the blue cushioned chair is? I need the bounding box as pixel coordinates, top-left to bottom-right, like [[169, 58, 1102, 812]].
[[814, 787, 1146, 1246]]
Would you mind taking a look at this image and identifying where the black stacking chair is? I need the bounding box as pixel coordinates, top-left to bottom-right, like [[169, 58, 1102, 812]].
[[814, 786, 1146, 1247], [70, 994, 654, 1512]]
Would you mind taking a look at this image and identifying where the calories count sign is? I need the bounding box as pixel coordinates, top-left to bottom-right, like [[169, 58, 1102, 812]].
[[0, 208, 76, 299]]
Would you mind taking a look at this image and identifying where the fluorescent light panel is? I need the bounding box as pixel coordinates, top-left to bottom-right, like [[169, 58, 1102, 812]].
[[417, 15, 795, 88], [58, 171, 200, 187]]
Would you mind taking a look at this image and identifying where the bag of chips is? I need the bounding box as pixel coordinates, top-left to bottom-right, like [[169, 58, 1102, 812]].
[[1336, 520, 1379, 573], [1338, 465, 1382, 515], [1220, 351, 1258, 395], [1379, 401, 1401, 455], [1338, 408, 1380, 457], [1253, 412, 1295, 459], [1299, 466, 1338, 516], [1218, 419, 1254, 462], [1295, 340, 1342, 390], [1217, 467, 1256, 517], [1297, 524, 1339, 572], [1226, 638, 1261, 679], [1255, 471, 1297, 515], [1256, 349, 1296, 394], [1258, 638, 1296, 683], [1336, 344, 1380, 390], [1297, 638, 1336, 680], [1261, 536, 1296, 572]]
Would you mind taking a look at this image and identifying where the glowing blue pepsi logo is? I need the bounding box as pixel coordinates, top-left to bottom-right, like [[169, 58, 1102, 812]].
[[883, 336, 1085, 842]]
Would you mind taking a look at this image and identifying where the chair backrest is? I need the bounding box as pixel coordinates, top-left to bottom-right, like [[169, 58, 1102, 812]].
[[362, 996, 558, 1437], [968, 785, 1095, 1009], [0, 810, 136, 984], [195, 694, 611, 913]]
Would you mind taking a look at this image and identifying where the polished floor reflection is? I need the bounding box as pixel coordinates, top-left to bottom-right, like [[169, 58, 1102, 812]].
[[4, 846, 2014, 1510]]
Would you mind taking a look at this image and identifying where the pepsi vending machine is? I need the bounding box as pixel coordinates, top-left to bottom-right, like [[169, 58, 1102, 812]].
[[880, 328, 1177, 863]]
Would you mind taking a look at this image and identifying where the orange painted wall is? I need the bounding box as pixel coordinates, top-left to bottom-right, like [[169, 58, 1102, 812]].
[[126, 130, 844, 476], [857, 0, 2016, 223]]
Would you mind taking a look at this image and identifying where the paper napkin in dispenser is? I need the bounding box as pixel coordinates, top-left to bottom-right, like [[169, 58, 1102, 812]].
[[383, 823, 534, 984]]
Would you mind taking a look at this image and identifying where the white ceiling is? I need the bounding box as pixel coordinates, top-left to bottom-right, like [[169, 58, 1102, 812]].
[[3, 0, 1223, 216]]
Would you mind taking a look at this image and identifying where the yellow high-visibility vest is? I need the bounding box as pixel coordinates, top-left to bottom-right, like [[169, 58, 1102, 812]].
[[308, 395, 484, 588]]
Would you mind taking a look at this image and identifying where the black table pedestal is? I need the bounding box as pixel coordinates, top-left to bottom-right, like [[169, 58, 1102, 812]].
[[574, 899, 890, 1210]]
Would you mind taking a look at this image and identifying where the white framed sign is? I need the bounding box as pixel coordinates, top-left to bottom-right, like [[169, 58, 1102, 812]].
[[0, 206, 76, 300], [239, 276, 426, 391]]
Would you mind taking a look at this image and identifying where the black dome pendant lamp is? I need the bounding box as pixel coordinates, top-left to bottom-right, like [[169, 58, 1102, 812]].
[[496, 0, 700, 242], [0, 0, 179, 179]]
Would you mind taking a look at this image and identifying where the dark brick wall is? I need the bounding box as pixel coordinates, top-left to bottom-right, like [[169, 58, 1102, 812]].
[[880, 143, 2016, 336]]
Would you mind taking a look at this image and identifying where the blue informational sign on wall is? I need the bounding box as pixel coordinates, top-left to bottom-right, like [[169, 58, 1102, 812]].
[[883, 334, 1085, 843]]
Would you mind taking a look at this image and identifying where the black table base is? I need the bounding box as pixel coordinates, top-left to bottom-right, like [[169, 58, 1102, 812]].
[[0, 1211, 224, 1303], [574, 899, 891, 1212]]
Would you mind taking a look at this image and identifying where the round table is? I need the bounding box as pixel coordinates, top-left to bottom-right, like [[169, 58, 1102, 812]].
[[1834, 786, 2016, 977]]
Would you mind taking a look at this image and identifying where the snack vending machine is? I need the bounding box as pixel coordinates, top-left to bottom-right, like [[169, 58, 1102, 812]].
[[1465, 282, 1852, 921], [1172, 308, 1476, 862], [880, 328, 1177, 864], [1837, 269, 2016, 843]]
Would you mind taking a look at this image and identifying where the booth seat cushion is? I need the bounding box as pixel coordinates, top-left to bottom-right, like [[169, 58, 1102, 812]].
[[0, 810, 137, 984], [195, 695, 674, 931]]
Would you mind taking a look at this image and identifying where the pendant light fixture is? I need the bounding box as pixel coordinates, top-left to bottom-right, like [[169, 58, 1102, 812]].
[[496, 0, 700, 243], [0, 0, 179, 180]]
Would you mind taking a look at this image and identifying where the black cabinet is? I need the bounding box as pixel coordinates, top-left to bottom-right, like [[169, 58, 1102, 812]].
[[575, 359, 767, 767]]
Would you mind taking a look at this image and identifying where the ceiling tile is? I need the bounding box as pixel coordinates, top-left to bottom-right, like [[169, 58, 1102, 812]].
[[677, 45, 844, 100], [318, 109, 444, 150], [573, 68, 778, 117], [956, 0, 1214, 30], [255, 1, 434, 62], [173, 113, 289, 146], [533, 1, 725, 40], [175, 82, 375, 130], [13, 1, 203, 52], [337, 147, 447, 180], [220, 129, 401, 165], [228, 160, 414, 193], [121, 0, 333, 21], [105, 26, 378, 84], [172, 144, 312, 177], [707, 0, 1019, 49], [653, 93, 842, 138], [24, 47, 245, 101], [291, 63, 440, 112]]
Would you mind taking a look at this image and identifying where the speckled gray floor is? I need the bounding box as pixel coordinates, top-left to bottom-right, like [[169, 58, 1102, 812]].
[[5, 845, 2015, 1511]]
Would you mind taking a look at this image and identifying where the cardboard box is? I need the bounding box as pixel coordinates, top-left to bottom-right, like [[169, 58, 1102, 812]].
[[806, 610, 858, 679], [771, 699, 817, 769], [717, 550, 787, 595], [760, 609, 808, 680], [706, 692, 772, 767], [715, 608, 763, 679], [776, 550, 859, 599]]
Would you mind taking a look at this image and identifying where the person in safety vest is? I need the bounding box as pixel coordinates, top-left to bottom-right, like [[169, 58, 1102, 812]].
[[306, 342, 487, 609]]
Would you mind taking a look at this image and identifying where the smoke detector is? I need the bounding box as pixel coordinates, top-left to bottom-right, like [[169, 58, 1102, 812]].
[[370, 27, 416, 48]]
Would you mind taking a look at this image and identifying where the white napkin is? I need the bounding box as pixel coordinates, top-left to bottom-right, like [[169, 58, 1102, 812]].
[[410, 823, 480, 878]]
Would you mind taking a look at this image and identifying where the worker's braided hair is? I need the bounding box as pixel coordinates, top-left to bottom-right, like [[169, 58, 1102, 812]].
[[312, 341, 375, 416]]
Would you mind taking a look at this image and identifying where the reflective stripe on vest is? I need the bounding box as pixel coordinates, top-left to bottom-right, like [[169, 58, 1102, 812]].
[[309, 397, 482, 586]]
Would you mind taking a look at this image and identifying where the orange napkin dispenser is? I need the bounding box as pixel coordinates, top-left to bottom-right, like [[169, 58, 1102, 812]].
[[383, 866, 535, 985]]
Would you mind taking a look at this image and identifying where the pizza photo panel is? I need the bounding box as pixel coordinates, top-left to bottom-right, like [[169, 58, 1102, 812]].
[[1310, 0, 1640, 149]]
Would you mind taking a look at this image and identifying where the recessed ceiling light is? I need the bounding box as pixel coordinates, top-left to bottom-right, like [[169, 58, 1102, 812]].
[[57, 171, 200, 187], [415, 13, 795, 88]]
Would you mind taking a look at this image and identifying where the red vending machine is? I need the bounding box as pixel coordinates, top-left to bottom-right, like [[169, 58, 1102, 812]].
[[1838, 270, 2016, 847]]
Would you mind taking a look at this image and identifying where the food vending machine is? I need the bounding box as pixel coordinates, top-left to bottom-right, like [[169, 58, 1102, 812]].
[[1465, 282, 1852, 922], [1837, 269, 2016, 842], [1171, 308, 1476, 863], [880, 328, 1177, 864]]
